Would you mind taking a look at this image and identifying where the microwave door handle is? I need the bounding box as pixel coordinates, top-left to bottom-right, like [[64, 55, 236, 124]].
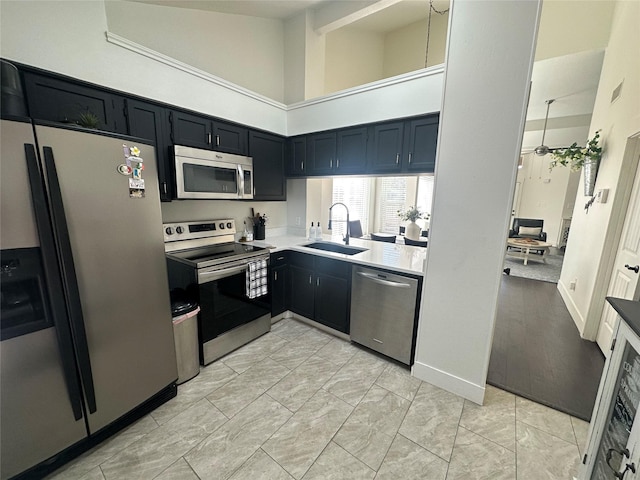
[[238, 164, 245, 198]]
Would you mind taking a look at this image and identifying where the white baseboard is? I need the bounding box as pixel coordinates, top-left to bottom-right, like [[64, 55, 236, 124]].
[[557, 280, 591, 339], [412, 361, 486, 405]]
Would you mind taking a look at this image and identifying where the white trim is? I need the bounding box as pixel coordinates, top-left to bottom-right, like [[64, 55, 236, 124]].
[[411, 360, 486, 405], [557, 280, 589, 338], [105, 31, 287, 111], [287, 66, 445, 111]]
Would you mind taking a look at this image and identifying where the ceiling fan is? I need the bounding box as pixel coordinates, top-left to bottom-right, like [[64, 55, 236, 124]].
[[534, 99, 567, 156]]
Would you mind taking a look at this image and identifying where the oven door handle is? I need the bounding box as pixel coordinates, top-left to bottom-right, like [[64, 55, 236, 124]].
[[198, 263, 249, 283]]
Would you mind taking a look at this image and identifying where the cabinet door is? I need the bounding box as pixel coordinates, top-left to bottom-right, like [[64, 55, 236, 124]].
[[169, 110, 213, 150], [23, 72, 127, 134], [406, 116, 438, 172], [125, 99, 173, 202], [287, 136, 307, 176], [249, 131, 286, 201], [336, 127, 368, 174], [271, 264, 289, 317], [315, 273, 350, 334], [369, 122, 404, 173], [213, 121, 248, 155], [307, 132, 337, 174], [289, 265, 315, 319]]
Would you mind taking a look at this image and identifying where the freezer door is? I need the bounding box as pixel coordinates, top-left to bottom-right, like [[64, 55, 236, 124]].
[[35, 125, 178, 434], [0, 330, 87, 480], [1, 120, 87, 479]]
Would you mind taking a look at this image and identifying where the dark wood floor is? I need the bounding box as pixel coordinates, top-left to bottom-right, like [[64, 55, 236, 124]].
[[488, 275, 605, 421]]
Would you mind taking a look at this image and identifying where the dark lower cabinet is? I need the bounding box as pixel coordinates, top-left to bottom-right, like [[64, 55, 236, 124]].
[[289, 264, 315, 319], [287, 252, 350, 334], [249, 131, 286, 201], [270, 253, 289, 317], [125, 99, 173, 201]]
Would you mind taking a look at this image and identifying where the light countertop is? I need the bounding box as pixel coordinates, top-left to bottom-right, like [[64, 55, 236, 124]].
[[250, 234, 427, 276]]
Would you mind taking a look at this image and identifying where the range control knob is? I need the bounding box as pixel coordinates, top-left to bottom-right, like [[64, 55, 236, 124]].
[[219, 223, 225, 229], [165, 227, 173, 235], [176, 226, 184, 234], [226, 222, 232, 229]]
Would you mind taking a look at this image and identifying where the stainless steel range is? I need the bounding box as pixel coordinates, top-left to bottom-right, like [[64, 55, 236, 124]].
[[164, 219, 271, 365]]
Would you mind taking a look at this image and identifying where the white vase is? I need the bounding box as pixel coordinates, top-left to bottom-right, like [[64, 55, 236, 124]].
[[406, 221, 421, 240]]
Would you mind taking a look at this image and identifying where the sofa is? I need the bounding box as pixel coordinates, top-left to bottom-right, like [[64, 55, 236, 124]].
[[509, 218, 547, 241]]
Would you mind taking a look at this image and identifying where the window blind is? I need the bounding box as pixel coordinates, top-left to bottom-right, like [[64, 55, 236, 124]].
[[378, 177, 408, 234], [331, 177, 371, 237]]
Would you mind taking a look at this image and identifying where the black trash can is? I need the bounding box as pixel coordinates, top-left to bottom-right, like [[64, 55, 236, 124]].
[[171, 294, 200, 385]]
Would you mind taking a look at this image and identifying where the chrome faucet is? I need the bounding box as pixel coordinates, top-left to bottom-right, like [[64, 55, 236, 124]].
[[328, 202, 350, 245]]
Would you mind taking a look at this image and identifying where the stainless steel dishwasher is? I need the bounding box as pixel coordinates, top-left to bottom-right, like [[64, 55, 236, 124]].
[[350, 266, 420, 365]]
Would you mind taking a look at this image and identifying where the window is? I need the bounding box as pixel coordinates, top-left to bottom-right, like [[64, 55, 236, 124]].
[[331, 177, 371, 237], [377, 177, 409, 234], [416, 175, 435, 217]]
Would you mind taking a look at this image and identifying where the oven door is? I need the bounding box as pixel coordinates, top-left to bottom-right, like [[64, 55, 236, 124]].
[[197, 261, 270, 350], [175, 156, 241, 200]]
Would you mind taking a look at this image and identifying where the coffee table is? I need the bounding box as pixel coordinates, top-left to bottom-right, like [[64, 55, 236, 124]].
[[506, 238, 552, 265]]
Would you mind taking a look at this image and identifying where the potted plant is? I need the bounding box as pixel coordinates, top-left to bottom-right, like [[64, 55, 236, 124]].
[[398, 206, 428, 240], [549, 130, 603, 196]]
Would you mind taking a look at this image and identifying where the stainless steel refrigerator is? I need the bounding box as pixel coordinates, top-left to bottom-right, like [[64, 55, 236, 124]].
[[0, 119, 178, 479]]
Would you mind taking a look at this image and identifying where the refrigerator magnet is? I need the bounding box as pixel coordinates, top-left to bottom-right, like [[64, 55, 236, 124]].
[[130, 146, 141, 157], [117, 164, 132, 176], [133, 163, 143, 180], [129, 178, 145, 198]]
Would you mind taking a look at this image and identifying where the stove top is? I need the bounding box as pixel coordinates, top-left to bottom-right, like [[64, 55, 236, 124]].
[[164, 219, 268, 268]]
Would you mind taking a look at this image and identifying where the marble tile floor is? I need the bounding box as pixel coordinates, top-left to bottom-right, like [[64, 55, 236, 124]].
[[47, 318, 589, 480]]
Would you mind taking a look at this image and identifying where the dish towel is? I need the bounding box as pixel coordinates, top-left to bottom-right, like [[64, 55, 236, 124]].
[[246, 258, 268, 299]]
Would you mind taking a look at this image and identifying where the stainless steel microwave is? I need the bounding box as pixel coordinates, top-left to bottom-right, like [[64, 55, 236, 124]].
[[173, 145, 253, 200]]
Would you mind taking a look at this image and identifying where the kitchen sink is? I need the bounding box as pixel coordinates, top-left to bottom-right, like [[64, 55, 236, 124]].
[[303, 242, 368, 256]]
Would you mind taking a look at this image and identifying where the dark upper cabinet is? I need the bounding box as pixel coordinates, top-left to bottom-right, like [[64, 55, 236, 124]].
[[249, 131, 286, 201], [336, 127, 368, 174], [307, 132, 337, 174], [169, 110, 248, 155], [125, 99, 173, 202], [368, 121, 405, 173], [405, 115, 438, 172], [22, 72, 127, 134], [287, 136, 307, 176], [213, 122, 248, 155]]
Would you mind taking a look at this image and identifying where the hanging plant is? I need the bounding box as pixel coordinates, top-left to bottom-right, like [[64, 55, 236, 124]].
[[548, 130, 603, 171]]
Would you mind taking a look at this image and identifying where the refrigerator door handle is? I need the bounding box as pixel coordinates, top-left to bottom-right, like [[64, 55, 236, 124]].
[[24, 143, 85, 421], [42, 146, 97, 414]]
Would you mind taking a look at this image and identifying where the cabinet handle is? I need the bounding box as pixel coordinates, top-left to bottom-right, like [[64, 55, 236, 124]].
[[316, 277, 320, 286], [330, 159, 332, 169], [275, 271, 278, 281], [301, 161, 304, 171], [207, 133, 212, 145], [337, 159, 340, 168], [216, 135, 220, 146], [253, 187, 256, 196], [396, 153, 400, 164], [309, 275, 312, 284], [162, 182, 167, 195], [408, 152, 412, 164]]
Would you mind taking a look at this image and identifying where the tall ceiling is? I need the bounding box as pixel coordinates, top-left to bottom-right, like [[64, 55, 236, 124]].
[[126, 0, 614, 150]]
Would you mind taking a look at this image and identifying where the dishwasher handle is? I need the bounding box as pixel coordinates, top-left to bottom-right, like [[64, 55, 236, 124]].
[[357, 271, 411, 288]]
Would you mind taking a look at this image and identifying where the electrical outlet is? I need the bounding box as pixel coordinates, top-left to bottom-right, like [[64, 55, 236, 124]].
[[569, 279, 577, 291]]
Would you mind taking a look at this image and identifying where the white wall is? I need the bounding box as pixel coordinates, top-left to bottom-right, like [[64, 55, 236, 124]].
[[324, 29, 384, 94], [0, 0, 287, 135], [535, 0, 615, 61], [413, 0, 540, 404], [104, 1, 285, 103], [286, 179, 308, 237], [515, 153, 580, 246], [383, 13, 449, 76], [558, 0, 640, 337], [287, 68, 444, 136], [284, 13, 307, 104]]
